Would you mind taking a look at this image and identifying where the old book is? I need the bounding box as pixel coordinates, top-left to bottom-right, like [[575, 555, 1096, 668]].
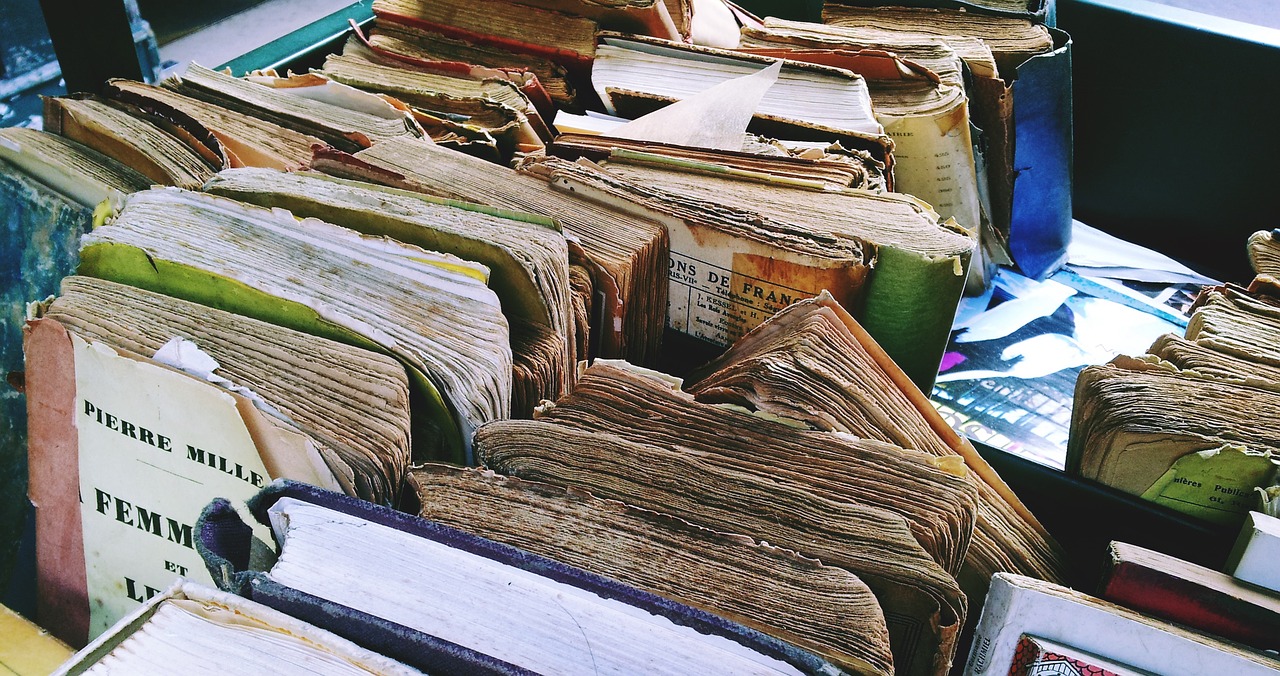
[[368, 19, 576, 105], [1247, 230, 1280, 278], [50, 581, 423, 675], [965, 574, 1280, 676], [0, 154, 109, 587], [548, 133, 887, 189], [1067, 356, 1280, 525], [474, 359, 978, 676], [1183, 284, 1280, 369], [24, 274, 413, 644], [819, 8, 1073, 280], [162, 64, 423, 153], [1098, 540, 1280, 652], [373, 0, 600, 71], [591, 33, 893, 164], [1147, 333, 1280, 389], [526, 155, 878, 355], [311, 136, 669, 365], [104, 78, 324, 171], [42, 95, 222, 190], [204, 167, 575, 414], [821, 5, 1054, 79], [680, 294, 1067, 600], [408, 464, 895, 675], [41, 276, 412, 505], [76, 187, 510, 464], [199, 481, 844, 675], [579, 149, 973, 391], [321, 38, 550, 159], [737, 20, 995, 288], [0, 127, 150, 207]]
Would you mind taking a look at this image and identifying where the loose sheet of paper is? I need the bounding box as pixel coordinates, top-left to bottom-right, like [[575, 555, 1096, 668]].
[[611, 61, 782, 151]]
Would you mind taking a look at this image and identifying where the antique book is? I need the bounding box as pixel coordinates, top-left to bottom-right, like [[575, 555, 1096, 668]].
[[75, 187, 510, 464], [49, 581, 423, 675], [203, 167, 576, 414], [966, 574, 1280, 676], [162, 64, 424, 153], [737, 19, 998, 289], [591, 33, 893, 164], [1068, 276, 1280, 522], [0, 155, 110, 589], [311, 136, 669, 365], [372, 0, 601, 71], [1098, 540, 1280, 652], [680, 294, 1067, 599], [524, 155, 880, 359], [548, 132, 887, 189], [24, 275, 412, 644], [576, 149, 973, 391], [198, 481, 844, 675], [104, 78, 324, 171], [819, 7, 1073, 280], [408, 464, 895, 675], [474, 357, 979, 676], [0, 127, 150, 207], [321, 38, 550, 159], [40, 275, 412, 505], [1147, 333, 1280, 389], [1067, 356, 1280, 526], [1183, 284, 1280, 369], [42, 95, 222, 190], [368, 19, 575, 105], [1247, 230, 1280, 278]]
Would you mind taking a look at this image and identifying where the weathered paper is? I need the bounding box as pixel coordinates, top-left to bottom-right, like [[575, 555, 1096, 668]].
[[73, 334, 275, 637], [882, 104, 981, 236], [1140, 445, 1278, 525]]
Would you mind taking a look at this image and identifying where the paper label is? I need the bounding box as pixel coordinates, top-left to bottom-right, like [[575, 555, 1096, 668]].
[[1140, 445, 1277, 526], [73, 334, 274, 638], [882, 101, 982, 235], [666, 225, 867, 346]]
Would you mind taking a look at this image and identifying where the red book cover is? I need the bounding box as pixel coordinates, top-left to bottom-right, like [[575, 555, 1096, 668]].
[[1099, 540, 1280, 652]]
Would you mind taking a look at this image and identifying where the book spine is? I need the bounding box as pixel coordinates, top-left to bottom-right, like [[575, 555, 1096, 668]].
[[1099, 558, 1280, 651]]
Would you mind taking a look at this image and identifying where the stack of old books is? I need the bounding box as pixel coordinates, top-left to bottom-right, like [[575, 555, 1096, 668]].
[[1068, 249, 1280, 529], [1, 0, 1092, 674]]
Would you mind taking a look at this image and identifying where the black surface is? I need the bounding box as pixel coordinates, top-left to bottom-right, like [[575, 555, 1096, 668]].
[[976, 439, 1236, 591], [1059, 0, 1280, 284], [38, 0, 143, 94]]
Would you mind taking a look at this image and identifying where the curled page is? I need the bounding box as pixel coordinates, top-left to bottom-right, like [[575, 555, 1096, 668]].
[[611, 60, 782, 152]]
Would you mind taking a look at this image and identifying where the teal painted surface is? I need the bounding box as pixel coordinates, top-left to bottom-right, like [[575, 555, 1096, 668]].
[[0, 160, 91, 593], [218, 2, 374, 75]]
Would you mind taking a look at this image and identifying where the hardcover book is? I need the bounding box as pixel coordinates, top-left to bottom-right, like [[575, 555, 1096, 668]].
[[49, 580, 423, 675], [198, 480, 845, 675], [966, 574, 1279, 676], [1098, 540, 1280, 652], [24, 275, 412, 644]]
